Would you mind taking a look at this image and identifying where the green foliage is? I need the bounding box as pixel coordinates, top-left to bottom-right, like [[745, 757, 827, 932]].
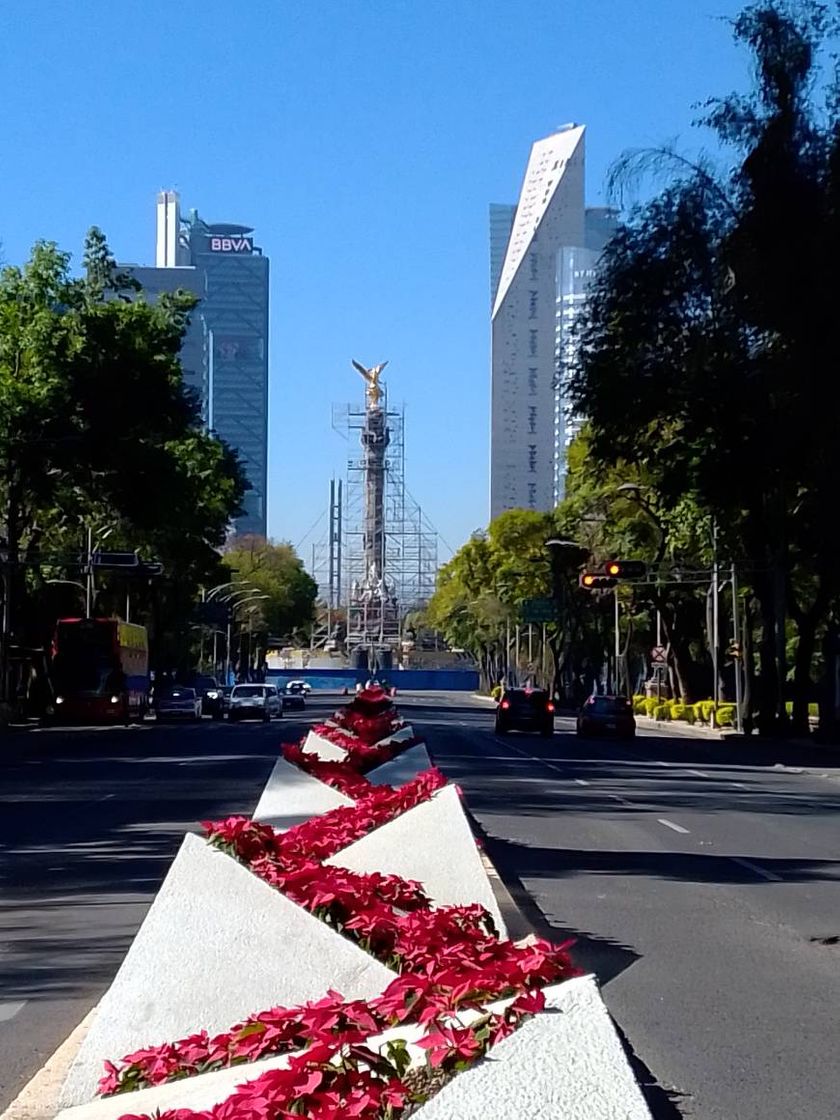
[[0, 229, 247, 669], [570, 5, 840, 734], [222, 536, 318, 641]]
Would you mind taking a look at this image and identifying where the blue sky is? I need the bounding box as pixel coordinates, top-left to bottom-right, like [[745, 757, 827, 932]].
[[0, 0, 750, 561]]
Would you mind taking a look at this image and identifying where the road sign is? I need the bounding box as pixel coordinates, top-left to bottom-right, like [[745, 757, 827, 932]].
[[651, 645, 667, 664], [521, 597, 559, 623]]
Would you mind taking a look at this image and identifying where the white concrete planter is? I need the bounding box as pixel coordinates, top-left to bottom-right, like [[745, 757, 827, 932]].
[[59, 834, 395, 1108], [325, 784, 506, 936], [251, 755, 353, 830]]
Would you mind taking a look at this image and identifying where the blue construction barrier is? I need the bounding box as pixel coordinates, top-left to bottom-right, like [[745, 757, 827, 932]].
[[266, 667, 479, 692]]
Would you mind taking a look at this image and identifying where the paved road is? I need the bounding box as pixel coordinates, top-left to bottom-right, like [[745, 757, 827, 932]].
[[0, 700, 335, 1112], [399, 693, 840, 1120]]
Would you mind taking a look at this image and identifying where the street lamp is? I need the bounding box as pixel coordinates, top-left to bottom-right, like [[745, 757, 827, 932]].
[[226, 593, 269, 683]]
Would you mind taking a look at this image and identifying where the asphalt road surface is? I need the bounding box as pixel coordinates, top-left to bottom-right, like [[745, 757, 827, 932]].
[[3, 692, 839, 1120], [0, 700, 338, 1112], [400, 692, 840, 1120]]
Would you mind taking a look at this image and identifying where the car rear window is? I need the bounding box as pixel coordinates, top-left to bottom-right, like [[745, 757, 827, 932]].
[[167, 688, 195, 699], [233, 686, 264, 697], [507, 690, 549, 708], [589, 697, 631, 713]]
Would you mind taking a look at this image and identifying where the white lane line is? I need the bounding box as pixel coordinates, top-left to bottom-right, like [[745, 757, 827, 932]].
[[0, 1001, 27, 1022], [732, 782, 747, 790], [730, 857, 783, 882], [658, 818, 690, 834], [574, 778, 590, 786], [688, 769, 709, 778]]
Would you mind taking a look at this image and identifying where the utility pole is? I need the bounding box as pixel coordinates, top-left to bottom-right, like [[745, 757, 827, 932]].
[[712, 519, 720, 705], [85, 526, 93, 618]]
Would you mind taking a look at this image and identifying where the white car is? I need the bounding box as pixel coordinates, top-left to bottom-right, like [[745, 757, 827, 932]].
[[227, 684, 283, 722], [155, 686, 203, 722], [285, 679, 312, 695]]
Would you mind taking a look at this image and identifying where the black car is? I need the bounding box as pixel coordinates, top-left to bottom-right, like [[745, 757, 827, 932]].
[[495, 688, 555, 737], [282, 688, 306, 712], [577, 695, 636, 739], [193, 675, 225, 720]]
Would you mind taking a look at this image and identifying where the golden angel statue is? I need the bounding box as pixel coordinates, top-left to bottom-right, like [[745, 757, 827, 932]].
[[352, 359, 389, 409]]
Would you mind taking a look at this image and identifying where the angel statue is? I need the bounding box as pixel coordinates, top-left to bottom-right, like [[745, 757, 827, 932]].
[[352, 359, 389, 410]]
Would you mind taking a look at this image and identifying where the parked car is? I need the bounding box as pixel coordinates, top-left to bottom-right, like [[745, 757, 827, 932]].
[[155, 686, 202, 722], [193, 675, 225, 720], [228, 684, 283, 722], [577, 695, 636, 739], [495, 688, 554, 737]]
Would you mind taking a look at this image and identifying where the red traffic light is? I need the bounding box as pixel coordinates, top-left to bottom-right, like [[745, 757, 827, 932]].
[[605, 559, 647, 580]]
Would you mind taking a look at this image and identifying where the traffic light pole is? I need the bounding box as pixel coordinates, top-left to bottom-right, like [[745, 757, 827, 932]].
[[732, 564, 743, 734], [614, 590, 621, 695]]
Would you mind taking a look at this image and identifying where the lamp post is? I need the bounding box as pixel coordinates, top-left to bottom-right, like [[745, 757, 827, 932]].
[[544, 539, 589, 700], [225, 593, 269, 682]]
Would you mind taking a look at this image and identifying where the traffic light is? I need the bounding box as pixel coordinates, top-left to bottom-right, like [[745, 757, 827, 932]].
[[605, 559, 647, 580], [579, 572, 618, 590]]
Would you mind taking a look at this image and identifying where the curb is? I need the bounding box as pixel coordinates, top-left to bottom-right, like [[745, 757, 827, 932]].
[[0, 1009, 95, 1120], [634, 715, 731, 740]]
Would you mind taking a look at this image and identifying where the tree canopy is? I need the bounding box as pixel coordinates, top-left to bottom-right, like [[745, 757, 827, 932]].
[[0, 228, 248, 683]]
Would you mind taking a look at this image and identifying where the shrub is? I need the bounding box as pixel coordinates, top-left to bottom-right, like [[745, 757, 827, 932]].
[[716, 705, 736, 727], [670, 703, 689, 721], [652, 703, 670, 721], [643, 698, 659, 717], [632, 695, 647, 715], [490, 685, 502, 701]]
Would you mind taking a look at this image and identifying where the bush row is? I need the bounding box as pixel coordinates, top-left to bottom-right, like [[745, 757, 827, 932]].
[[632, 695, 736, 727]]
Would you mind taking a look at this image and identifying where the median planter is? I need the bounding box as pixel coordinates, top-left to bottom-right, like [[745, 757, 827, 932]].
[[58, 692, 653, 1120], [59, 834, 396, 1108]]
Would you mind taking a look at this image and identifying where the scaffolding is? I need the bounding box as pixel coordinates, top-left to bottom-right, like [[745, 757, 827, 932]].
[[310, 392, 438, 655]]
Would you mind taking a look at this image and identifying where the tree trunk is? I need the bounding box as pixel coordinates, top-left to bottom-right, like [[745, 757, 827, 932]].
[[791, 618, 816, 736]]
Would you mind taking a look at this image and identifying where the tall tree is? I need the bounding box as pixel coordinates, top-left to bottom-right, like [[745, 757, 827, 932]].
[[0, 230, 247, 691], [571, 2, 840, 734]]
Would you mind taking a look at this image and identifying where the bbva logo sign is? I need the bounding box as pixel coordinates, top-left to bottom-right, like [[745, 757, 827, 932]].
[[209, 236, 253, 254]]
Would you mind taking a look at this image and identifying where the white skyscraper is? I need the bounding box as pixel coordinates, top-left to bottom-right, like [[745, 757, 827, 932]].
[[490, 126, 586, 518]]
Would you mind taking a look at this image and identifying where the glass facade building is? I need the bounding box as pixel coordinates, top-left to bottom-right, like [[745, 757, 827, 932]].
[[122, 193, 269, 538]]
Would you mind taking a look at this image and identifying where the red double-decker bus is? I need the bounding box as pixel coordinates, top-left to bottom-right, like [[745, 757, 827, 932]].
[[51, 618, 150, 722]]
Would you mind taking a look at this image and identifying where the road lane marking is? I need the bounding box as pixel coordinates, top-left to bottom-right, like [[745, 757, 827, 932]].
[[730, 857, 782, 882], [688, 769, 708, 778], [574, 778, 590, 786], [658, 818, 690, 834], [732, 782, 747, 790], [0, 1001, 26, 1022], [610, 794, 634, 807]]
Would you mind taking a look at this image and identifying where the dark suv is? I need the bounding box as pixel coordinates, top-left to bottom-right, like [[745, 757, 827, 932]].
[[495, 688, 555, 737]]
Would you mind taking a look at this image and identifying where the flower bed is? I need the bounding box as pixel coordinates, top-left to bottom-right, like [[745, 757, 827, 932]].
[[96, 697, 581, 1120]]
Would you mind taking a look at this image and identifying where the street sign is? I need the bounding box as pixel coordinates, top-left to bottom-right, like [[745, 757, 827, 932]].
[[521, 598, 559, 623], [651, 645, 667, 664]]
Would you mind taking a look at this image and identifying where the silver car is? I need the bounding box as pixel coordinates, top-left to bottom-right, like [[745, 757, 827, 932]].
[[227, 684, 283, 722], [156, 686, 202, 722]]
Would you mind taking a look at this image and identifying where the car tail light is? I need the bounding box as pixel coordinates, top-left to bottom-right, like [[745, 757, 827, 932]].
[[500, 700, 510, 710], [546, 702, 555, 712]]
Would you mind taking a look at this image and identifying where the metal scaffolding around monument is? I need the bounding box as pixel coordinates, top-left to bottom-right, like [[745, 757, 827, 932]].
[[329, 392, 438, 650]]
